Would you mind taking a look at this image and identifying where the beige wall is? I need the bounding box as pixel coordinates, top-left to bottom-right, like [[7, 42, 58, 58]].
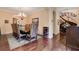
[[53, 9, 60, 35], [0, 8, 49, 35], [0, 10, 15, 34], [59, 8, 79, 26], [53, 8, 79, 35], [48, 8, 53, 38], [74, 9, 79, 26], [1, 8, 79, 35], [0, 10, 28, 34], [0, 10, 15, 24], [55, 10, 60, 34], [28, 9, 49, 35]]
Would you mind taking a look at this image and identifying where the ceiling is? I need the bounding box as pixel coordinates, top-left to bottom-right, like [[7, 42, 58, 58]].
[[0, 7, 47, 15], [56, 7, 79, 11]]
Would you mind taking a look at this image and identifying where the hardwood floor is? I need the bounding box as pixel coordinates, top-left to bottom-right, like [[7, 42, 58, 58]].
[[53, 34, 72, 51], [0, 35, 10, 51], [12, 38, 48, 51], [0, 35, 48, 51], [0, 34, 76, 51]]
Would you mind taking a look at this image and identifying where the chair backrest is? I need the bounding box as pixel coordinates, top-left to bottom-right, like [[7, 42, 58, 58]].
[[11, 24, 19, 38], [25, 24, 31, 32]]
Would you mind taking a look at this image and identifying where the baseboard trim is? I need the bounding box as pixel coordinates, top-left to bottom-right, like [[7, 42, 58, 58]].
[[1, 33, 13, 37], [37, 34, 43, 36]]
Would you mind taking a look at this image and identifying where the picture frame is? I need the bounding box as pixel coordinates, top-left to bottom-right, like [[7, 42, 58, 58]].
[[5, 20, 9, 23]]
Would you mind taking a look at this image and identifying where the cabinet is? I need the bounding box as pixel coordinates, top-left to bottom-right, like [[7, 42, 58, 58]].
[[43, 27, 48, 38]]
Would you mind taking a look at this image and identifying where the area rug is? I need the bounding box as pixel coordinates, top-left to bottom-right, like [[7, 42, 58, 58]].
[[7, 36, 41, 50]]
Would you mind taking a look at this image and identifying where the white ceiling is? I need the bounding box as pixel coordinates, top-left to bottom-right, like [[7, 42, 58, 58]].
[[56, 7, 79, 11], [0, 7, 47, 15]]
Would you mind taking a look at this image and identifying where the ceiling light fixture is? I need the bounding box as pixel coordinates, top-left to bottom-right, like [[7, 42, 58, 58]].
[[17, 8, 27, 20]]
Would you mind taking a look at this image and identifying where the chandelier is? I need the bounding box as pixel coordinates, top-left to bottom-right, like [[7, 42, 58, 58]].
[[17, 12, 26, 20], [15, 8, 27, 20]]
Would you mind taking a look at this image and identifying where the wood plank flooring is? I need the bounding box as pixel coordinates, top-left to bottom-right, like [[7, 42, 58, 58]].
[[0, 34, 76, 51], [0, 35, 48, 51], [0, 35, 10, 51]]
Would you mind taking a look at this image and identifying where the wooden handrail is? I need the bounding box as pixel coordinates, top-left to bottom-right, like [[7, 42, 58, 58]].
[[60, 16, 77, 26]]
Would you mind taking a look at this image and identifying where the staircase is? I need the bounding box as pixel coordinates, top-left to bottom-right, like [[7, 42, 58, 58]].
[[60, 16, 77, 33]]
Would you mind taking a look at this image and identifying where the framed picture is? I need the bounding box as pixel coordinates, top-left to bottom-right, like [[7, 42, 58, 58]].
[[5, 20, 9, 23]]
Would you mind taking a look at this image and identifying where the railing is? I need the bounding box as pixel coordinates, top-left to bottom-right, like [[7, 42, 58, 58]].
[[60, 16, 77, 26]]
